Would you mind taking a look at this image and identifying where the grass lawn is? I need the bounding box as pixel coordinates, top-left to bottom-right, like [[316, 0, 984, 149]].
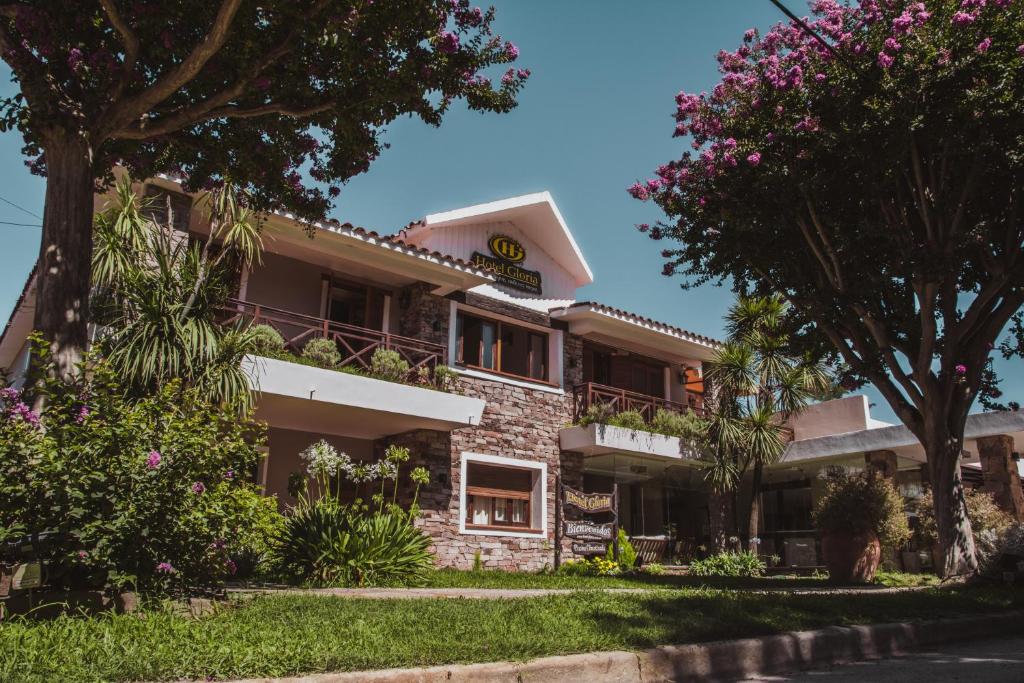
[[0, 584, 1016, 682], [416, 568, 940, 590]]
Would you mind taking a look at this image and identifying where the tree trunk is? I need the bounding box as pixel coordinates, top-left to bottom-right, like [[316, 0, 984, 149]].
[[33, 135, 96, 386], [926, 432, 978, 578], [708, 488, 733, 552], [745, 459, 764, 552]]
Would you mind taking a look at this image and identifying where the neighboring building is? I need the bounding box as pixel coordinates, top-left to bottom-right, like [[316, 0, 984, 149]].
[[1, 177, 1022, 571]]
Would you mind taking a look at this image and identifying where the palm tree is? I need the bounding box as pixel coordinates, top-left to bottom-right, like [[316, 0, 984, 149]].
[[704, 295, 833, 551], [91, 176, 263, 410]]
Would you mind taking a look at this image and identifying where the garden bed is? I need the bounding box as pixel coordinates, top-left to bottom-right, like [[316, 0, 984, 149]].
[[1, 582, 1007, 682]]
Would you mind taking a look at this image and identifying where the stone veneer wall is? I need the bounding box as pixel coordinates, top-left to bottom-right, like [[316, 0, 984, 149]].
[[377, 284, 588, 571]]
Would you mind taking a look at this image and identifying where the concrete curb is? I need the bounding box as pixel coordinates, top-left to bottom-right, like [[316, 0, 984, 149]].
[[224, 610, 1024, 683]]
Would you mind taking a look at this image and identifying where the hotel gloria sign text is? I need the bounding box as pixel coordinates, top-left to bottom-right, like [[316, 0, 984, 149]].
[[471, 234, 543, 295], [563, 486, 614, 514]]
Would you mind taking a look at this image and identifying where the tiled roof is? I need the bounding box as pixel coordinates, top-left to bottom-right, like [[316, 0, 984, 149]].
[[553, 301, 722, 349], [269, 209, 495, 280]]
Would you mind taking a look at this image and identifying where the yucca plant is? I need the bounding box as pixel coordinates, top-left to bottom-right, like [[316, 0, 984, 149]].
[[91, 175, 264, 410]]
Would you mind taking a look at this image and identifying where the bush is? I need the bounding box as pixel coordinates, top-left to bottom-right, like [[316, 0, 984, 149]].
[[812, 468, 911, 549], [911, 488, 1015, 569], [649, 408, 708, 445], [557, 557, 620, 576], [250, 324, 285, 356], [607, 409, 647, 431], [642, 563, 666, 575], [689, 551, 765, 577], [302, 338, 341, 368], [370, 348, 410, 383], [0, 348, 266, 593], [433, 365, 459, 392], [222, 485, 285, 580], [605, 528, 638, 571], [576, 402, 616, 427]]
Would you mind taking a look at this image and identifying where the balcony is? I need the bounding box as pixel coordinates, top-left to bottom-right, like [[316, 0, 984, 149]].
[[571, 382, 702, 423], [221, 298, 446, 382], [221, 298, 485, 439]]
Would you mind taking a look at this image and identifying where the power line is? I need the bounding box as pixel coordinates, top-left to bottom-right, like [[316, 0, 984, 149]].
[[0, 194, 41, 220], [0, 220, 41, 227], [767, 0, 838, 58]]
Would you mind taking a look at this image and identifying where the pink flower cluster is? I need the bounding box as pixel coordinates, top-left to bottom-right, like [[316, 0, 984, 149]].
[[1, 386, 40, 428], [146, 450, 162, 470]]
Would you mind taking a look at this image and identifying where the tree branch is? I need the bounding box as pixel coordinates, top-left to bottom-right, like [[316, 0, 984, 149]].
[[103, 0, 243, 135], [113, 100, 335, 140], [99, 0, 140, 104]]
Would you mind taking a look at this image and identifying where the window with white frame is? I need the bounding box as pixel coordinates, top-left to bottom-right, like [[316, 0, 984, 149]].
[[459, 454, 546, 536]]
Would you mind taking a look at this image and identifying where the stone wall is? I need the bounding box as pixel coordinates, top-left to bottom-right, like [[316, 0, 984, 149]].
[[375, 285, 592, 571]]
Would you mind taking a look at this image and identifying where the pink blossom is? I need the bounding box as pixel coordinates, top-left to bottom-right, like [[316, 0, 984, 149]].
[[192, 481, 206, 494], [438, 31, 460, 54], [884, 37, 901, 53], [76, 405, 89, 423], [951, 11, 977, 26], [1018, 44, 1024, 56], [77, 550, 88, 560], [746, 152, 762, 166], [877, 51, 895, 69], [155, 562, 176, 574], [504, 41, 519, 60], [146, 450, 162, 470], [976, 37, 992, 53], [955, 364, 968, 375], [626, 182, 649, 201], [224, 470, 235, 480]]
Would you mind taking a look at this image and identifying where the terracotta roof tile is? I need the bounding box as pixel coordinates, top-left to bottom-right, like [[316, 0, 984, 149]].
[[555, 300, 722, 348]]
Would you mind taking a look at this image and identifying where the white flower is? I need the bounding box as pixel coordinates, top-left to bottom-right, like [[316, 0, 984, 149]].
[[300, 440, 349, 478]]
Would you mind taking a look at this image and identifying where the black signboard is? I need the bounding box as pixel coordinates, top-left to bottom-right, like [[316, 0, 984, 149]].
[[571, 542, 607, 555], [563, 520, 614, 541], [471, 252, 543, 295]]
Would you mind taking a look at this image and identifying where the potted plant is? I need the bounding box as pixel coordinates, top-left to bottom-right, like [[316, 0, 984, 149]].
[[812, 468, 910, 584]]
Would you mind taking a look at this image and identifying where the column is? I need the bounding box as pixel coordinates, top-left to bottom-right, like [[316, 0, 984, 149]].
[[977, 435, 1024, 522]]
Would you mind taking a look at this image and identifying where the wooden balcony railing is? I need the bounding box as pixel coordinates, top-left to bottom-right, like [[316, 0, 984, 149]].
[[221, 298, 447, 380], [572, 381, 703, 424]]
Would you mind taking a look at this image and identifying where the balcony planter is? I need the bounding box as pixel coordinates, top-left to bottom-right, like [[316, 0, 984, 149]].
[[821, 530, 881, 584]]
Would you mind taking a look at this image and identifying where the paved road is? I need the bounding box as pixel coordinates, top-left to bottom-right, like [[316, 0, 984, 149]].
[[746, 634, 1024, 682]]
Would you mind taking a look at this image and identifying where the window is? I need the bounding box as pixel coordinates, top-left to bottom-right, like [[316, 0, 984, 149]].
[[460, 455, 545, 536], [143, 186, 193, 233], [456, 311, 548, 382]]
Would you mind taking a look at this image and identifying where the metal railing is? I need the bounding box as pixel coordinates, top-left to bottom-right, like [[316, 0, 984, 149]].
[[221, 298, 447, 379], [572, 381, 703, 423]]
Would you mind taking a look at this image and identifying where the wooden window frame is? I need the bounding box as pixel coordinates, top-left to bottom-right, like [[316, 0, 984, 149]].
[[461, 461, 542, 534], [455, 311, 551, 385]]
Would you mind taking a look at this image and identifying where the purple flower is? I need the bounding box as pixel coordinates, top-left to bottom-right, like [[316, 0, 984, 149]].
[[0, 387, 19, 402], [501, 68, 515, 85], [977, 37, 992, 53], [893, 12, 914, 33], [67, 47, 83, 72], [9, 402, 40, 428], [877, 51, 895, 69], [955, 364, 968, 375], [626, 182, 649, 201], [952, 11, 976, 26], [77, 550, 88, 560], [146, 450, 162, 470], [504, 41, 519, 60], [192, 481, 206, 494], [884, 37, 901, 53], [744, 28, 756, 42], [1018, 44, 1024, 56], [76, 405, 89, 424], [224, 470, 234, 480], [516, 68, 531, 79], [438, 30, 460, 54], [746, 152, 762, 167], [156, 562, 176, 574]]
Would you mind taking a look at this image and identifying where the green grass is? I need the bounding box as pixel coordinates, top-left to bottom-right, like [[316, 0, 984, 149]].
[[0, 585, 1017, 682], [417, 568, 940, 590]]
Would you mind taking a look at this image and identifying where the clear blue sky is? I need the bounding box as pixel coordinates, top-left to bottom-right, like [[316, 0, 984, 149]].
[[0, 0, 1019, 421]]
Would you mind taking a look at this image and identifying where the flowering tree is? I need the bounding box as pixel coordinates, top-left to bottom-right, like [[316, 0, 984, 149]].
[[632, 0, 1024, 576], [0, 1, 528, 378]]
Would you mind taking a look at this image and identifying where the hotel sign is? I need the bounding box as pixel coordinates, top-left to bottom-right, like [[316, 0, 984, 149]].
[[563, 486, 615, 513], [471, 234, 542, 295], [571, 541, 607, 555], [563, 520, 614, 541]]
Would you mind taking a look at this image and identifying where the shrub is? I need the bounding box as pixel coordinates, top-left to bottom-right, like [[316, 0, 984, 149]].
[[433, 365, 460, 392], [302, 338, 341, 368], [607, 409, 647, 431], [557, 557, 620, 576], [0, 348, 266, 593], [911, 488, 1015, 569], [576, 402, 616, 427], [812, 468, 910, 550], [605, 528, 638, 571], [649, 408, 708, 445], [370, 348, 410, 383], [222, 485, 285, 580], [689, 551, 765, 577], [250, 324, 285, 356], [641, 563, 666, 575]]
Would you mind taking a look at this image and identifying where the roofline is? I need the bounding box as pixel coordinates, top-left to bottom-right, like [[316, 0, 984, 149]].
[[550, 301, 723, 351], [418, 191, 595, 285], [0, 266, 35, 356]]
